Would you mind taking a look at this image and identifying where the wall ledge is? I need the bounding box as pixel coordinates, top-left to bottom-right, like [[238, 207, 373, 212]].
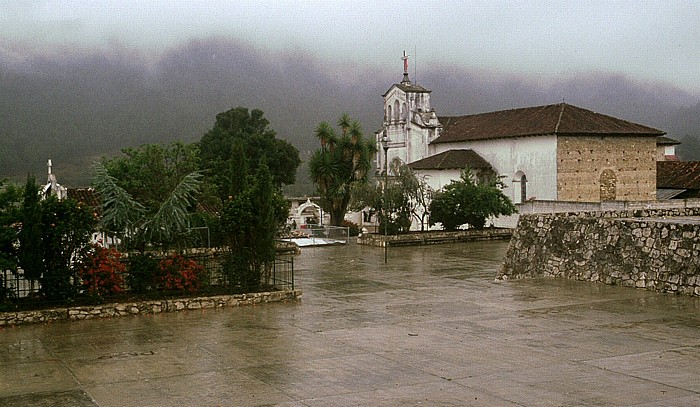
[[0, 289, 302, 328]]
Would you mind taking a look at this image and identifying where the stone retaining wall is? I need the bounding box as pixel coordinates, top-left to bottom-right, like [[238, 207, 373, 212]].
[[498, 207, 700, 296], [358, 228, 512, 247], [0, 289, 302, 327]]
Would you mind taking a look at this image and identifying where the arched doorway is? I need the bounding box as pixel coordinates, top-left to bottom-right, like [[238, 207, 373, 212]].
[[600, 169, 617, 201]]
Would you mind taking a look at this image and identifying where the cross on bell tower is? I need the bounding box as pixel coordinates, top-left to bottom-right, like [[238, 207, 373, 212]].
[[401, 50, 410, 84]]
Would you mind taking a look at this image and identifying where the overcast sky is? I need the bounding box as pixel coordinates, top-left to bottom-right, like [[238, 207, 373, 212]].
[[2, 0, 699, 95], [2, 1, 700, 186]]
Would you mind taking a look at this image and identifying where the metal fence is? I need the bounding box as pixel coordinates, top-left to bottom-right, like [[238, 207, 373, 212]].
[[271, 253, 294, 290], [1, 250, 294, 309], [285, 225, 350, 246]]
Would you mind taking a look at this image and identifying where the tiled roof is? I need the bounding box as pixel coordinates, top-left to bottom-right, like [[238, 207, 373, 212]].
[[67, 188, 100, 207], [433, 103, 665, 143], [657, 161, 700, 190], [383, 81, 431, 96], [408, 149, 492, 171], [656, 136, 680, 145]]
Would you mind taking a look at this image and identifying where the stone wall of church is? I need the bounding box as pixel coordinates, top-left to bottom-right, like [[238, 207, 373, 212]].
[[556, 135, 656, 202]]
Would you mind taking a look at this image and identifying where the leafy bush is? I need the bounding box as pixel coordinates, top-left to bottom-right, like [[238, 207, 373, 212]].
[[78, 244, 126, 298], [154, 253, 206, 292], [429, 169, 516, 230], [126, 253, 159, 293]]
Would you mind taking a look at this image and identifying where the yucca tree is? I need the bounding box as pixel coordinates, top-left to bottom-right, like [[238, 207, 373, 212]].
[[93, 162, 203, 252], [314, 121, 337, 152], [309, 114, 376, 226], [348, 121, 362, 145], [337, 113, 352, 136]]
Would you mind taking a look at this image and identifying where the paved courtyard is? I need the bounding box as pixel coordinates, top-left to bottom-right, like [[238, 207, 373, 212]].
[[1, 240, 699, 406]]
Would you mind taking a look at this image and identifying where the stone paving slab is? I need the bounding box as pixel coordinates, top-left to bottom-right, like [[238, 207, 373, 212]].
[[1, 240, 699, 406]]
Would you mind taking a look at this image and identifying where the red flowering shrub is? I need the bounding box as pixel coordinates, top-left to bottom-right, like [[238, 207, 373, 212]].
[[154, 254, 205, 292], [78, 244, 126, 297]]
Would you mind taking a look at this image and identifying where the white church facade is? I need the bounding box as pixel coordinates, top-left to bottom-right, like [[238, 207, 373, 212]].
[[375, 57, 665, 210]]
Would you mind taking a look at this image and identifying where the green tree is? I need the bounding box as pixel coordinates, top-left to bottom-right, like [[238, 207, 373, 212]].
[[351, 160, 433, 234], [0, 181, 22, 289], [388, 160, 433, 232], [220, 159, 289, 291], [309, 114, 377, 226], [199, 107, 301, 199], [40, 196, 96, 301], [93, 162, 203, 252], [101, 142, 202, 211], [429, 168, 516, 230], [18, 175, 43, 292]]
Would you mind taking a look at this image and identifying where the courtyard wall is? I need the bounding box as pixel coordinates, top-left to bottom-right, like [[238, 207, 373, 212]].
[[358, 228, 512, 247], [498, 207, 700, 296]]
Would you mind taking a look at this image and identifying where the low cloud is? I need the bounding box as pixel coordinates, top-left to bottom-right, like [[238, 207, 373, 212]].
[[1, 37, 698, 186]]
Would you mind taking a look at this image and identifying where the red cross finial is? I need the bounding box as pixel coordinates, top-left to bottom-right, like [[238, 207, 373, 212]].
[[402, 50, 409, 74]]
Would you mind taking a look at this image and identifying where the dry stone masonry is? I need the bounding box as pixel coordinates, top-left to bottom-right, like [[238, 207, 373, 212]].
[[499, 207, 700, 296]]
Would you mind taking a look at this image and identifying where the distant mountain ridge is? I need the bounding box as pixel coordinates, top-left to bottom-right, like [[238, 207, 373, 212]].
[[1, 38, 698, 187]]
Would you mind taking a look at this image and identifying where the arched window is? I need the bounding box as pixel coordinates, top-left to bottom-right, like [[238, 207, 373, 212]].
[[393, 100, 400, 121], [402, 102, 408, 121], [600, 169, 617, 201], [387, 105, 392, 123], [513, 171, 527, 204]]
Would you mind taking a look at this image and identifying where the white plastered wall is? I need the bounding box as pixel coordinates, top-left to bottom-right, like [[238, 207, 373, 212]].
[[430, 135, 559, 203]]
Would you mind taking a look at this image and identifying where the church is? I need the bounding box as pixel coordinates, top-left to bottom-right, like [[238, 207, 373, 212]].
[[375, 56, 666, 206]]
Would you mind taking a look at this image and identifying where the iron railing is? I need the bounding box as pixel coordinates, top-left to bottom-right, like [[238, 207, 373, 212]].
[[282, 225, 350, 246], [0, 250, 294, 310]]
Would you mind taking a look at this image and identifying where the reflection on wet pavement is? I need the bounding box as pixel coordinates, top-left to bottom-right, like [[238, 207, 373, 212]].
[[1, 240, 699, 406]]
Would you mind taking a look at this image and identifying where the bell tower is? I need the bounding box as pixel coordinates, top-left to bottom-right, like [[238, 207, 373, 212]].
[[376, 51, 441, 173]]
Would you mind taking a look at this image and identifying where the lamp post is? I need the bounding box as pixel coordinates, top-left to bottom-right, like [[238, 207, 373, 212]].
[[380, 133, 389, 264]]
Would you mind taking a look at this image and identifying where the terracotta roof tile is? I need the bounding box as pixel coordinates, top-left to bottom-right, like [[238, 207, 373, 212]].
[[657, 161, 700, 190], [408, 149, 492, 171], [656, 136, 680, 145], [67, 188, 100, 207], [433, 103, 664, 143]]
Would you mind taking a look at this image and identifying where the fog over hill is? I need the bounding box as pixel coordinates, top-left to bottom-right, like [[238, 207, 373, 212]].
[[1, 38, 698, 191]]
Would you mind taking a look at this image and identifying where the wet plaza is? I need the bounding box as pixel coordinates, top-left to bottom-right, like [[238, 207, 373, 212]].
[[1, 240, 699, 406]]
